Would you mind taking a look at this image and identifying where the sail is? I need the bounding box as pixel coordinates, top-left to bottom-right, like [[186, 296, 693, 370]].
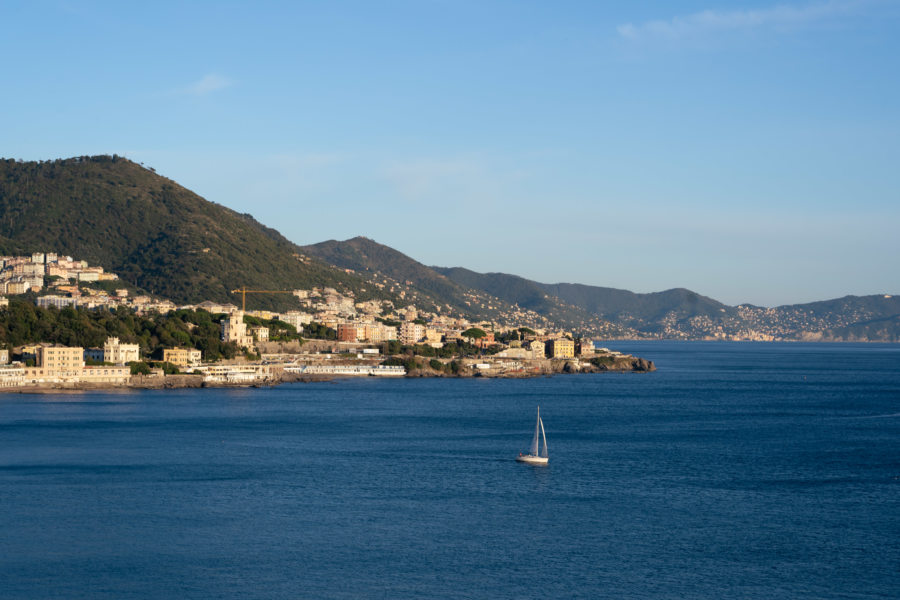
[[539, 417, 548, 458], [529, 407, 540, 456]]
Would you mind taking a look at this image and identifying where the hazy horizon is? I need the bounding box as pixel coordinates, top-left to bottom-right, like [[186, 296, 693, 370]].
[[4, 1, 898, 306]]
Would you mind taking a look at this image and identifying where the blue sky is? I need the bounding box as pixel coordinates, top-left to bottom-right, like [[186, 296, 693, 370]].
[[2, 0, 898, 306]]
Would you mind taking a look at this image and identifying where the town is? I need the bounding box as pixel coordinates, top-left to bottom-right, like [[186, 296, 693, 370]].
[[0, 252, 649, 389]]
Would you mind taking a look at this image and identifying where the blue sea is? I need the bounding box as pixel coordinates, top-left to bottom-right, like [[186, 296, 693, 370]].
[[1, 342, 898, 599]]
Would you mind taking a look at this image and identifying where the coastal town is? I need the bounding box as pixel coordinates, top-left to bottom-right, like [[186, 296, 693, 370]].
[[0, 252, 652, 390]]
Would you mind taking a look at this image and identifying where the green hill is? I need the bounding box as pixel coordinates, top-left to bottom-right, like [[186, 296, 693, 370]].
[[0, 156, 388, 310], [303, 236, 474, 311]]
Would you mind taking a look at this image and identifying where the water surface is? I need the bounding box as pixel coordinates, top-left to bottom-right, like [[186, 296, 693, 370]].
[[2, 342, 898, 598]]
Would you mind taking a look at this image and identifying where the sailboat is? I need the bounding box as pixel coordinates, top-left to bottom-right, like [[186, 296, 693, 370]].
[[516, 406, 549, 465]]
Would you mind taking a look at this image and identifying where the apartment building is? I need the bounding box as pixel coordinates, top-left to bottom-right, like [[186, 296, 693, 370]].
[[162, 348, 202, 368], [279, 311, 313, 330], [399, 322, 425, 345], [38, 345, 85, 372], [337, 323, 362, 342], [547, 338, 575, 359], [365, 324, 398, 343]]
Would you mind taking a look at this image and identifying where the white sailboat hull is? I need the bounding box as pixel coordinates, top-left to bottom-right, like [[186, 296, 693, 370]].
[[515, 454, 548, 465]]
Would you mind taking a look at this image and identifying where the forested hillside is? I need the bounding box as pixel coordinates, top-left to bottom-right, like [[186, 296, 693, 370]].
[[0, 156, 388, 310], [0, 300, 239, 360]]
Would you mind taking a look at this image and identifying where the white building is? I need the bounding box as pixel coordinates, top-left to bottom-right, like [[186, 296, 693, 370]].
[[0, 364, 25, 387], [37, 295, 79, 309], [279, 311, 313, 330], [104, 337, 140, 365]]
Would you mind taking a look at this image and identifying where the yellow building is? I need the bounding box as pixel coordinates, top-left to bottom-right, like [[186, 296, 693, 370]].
[[22, 345, 127, 385], [37, 345, 85, 371], [163, 348, 202, 368], [547, 338, 575, 359]]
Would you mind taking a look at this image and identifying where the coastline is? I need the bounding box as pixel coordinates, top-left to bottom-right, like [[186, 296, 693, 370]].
[[0, 355, 655, 393]]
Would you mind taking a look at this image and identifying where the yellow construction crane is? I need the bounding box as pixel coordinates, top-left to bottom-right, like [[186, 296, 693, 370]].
[[231, 287, 295, 311]]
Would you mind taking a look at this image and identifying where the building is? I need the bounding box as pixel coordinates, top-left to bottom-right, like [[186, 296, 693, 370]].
[[162, 348, 202, 368], [196, 363, 276, 384], [197, 300, 239, 314], [529, 340, 546, 359], [104, 337, 140, 365], [547, 338, 575, 359], [6, 279, 28, 294], [221, 311, 253, 348], [23, 345, 86, 382], [337, 323, 362, 342], [0, 364, 25, 387], [280, 311, 313, 330], [399, 322, 425, 345], [84, 348, 105, 363], [78, 366, 131, 384], [21, 344, 130, 386], [365, 324, 397, 343], [424, 329, 443, 345], [76, 270, 101, 282], [37, 345, 85, 371], [250, 326, 269, 342], [472, 331, 496, 349], [37, 295, 79, 309], [0, 348, 8, 364]]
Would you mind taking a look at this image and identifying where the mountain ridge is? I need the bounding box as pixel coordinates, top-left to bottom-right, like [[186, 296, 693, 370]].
[[1, 156, 896, 340]]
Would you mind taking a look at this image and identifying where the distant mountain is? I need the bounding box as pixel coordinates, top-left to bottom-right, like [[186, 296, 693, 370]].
[[434, 267, 900, 341], [434, 268, 736, 334], [2, 156, 896, 340], [0, 156, 387, 310], [430, 267, 633, 336]]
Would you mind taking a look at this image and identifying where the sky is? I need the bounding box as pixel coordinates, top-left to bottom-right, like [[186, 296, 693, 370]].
[[2, 0, 898, 307]]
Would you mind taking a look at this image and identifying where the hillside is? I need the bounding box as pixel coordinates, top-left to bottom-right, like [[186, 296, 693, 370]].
[[303, 237, 475, 313], [2, 156, 896, 340], [302, 237, 634, 334], [0, 156, 387, 310]]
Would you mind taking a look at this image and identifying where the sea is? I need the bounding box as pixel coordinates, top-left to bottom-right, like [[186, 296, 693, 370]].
[[1, 342, 898, 599]]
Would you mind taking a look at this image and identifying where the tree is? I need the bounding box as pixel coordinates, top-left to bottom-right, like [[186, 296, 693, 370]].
[[461, 327, 486, 340]]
